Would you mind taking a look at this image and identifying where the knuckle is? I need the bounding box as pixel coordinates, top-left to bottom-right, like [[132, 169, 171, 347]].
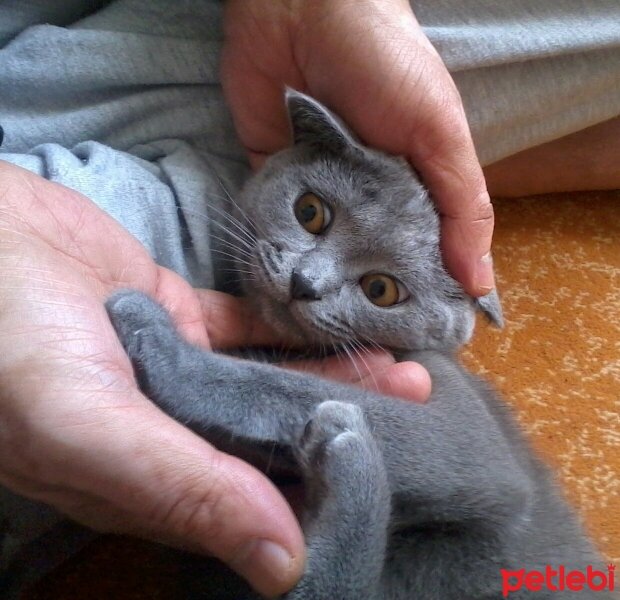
[[411, 106, 476, 174], [156, 460, 231, 546], [471, 192, 495, 227]]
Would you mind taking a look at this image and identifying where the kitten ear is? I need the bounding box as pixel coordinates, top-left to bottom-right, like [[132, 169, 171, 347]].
[[474, 288, 504, 328], [285, 88, 359, 152]]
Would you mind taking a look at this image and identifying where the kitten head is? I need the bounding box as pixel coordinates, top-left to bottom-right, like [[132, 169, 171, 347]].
[[234, 89, 502, 352]]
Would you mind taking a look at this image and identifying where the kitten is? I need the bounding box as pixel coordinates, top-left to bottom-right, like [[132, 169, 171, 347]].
[[104, 91, 613, 599]]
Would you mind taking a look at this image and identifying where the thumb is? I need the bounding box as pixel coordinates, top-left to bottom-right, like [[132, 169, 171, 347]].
[[125, 406, 305, 597], [52, 397, 305, 597]]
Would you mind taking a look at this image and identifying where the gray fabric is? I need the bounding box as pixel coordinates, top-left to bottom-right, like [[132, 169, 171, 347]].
[[0, 0, 619, 286], [414, 0, 620, 164], [0, 0, 248, 288], [0, 0, 619, 587]]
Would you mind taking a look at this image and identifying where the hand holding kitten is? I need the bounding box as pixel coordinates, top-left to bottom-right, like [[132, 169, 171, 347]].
[[222, 0, 495, 297], [0, 162, 427, 597]]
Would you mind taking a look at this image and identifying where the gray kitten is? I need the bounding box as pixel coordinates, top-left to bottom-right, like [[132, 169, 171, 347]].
[[104, 91, 613, 600]]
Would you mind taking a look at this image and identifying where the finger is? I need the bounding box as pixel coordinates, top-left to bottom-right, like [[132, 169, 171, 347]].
[[112, 407, 305, 596], [194, 288, 287, 349], [281, 348, 395, 382], [152, 267, 212, 348], [382, 50, 494, 297], [439, 204, 495, 297], [221, 0, 305, 161], [248, 150, 270, 171], [282, 352, 431, 403], [406, 103, 496, 297], [360, 361, 431, 403], [393, 44, 495, 296]]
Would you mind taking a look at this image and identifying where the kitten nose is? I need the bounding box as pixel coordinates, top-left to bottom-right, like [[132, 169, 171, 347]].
[[290, 270, 321, 301]]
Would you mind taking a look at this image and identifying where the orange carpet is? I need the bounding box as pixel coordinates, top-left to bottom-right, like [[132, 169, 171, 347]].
[[463, 190, 619, 563], [27, 190, 619, 597]]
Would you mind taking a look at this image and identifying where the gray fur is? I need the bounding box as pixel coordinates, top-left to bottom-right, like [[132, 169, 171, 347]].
[[233, 94, 484, 352], [102, 92, 611, 599]]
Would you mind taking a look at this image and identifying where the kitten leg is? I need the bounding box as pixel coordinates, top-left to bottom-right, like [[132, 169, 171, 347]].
[[106, 292, 533, 530], [285, 401, 389, 600], [105, 290, 318, 446]]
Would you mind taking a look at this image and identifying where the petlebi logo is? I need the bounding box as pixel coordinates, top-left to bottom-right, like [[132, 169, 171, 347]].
[[501, 564, 615, 597]]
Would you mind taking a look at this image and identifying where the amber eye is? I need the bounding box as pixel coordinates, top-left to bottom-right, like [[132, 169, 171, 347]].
[[294, 193, 331, 234], [360, 274, 409, 307]]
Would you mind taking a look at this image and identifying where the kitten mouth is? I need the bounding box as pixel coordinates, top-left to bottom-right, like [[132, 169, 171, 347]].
[[249, 248, 353, 345], [287, 304, 353, 345], [308, 315, 352, 341], [253, 292, 348, 346]]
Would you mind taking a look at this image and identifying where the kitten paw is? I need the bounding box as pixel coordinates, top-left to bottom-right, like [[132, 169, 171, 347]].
[[297, 401, 368, 473], [297, 402, 387, 517], [105, 290, 174, 358]]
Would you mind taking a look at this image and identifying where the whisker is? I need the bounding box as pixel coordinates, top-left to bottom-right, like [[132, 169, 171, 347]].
[[208, 233, 255, 259], [354, 340, 377, 358], [331, 341, 345, 368], [209, 249, 255, 267], [284, 342, 295, 364], [208, 220, 255, 253], [342, 342, 364, 386], [264, 441, 276, 476], [212, 265, 255, 280], [203, 171, 267, 239], [217, 268, 256, 276], [350, 339, 379, 392], [139, 202, 256, 255], [333, 314, 389, 357], [213, 176, 268, 238], [362, 333, 389, 356], [180, 206, 256, 250], [196, 202, 256, 244]]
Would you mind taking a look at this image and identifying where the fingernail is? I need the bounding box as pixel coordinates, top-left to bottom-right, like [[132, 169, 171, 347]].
[[233, 539, 296, 596], [476, 252, 495, 295]]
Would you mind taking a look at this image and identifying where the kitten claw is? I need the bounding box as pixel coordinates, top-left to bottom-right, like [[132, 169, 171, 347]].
[[105, 290, 174, 359]]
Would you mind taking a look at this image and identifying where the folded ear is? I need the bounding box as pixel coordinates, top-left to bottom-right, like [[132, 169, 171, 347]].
[[474, 287, 504, 328], [285, 88, 359, 153]]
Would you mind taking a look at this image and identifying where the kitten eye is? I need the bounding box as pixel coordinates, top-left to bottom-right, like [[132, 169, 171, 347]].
[[360, 274, 409, 307], [294, 193, 331, 234]]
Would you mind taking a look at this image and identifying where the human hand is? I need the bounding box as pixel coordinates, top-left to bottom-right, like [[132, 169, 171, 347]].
[[222, 0, 495, 297], [0, 162, 427, 596]]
